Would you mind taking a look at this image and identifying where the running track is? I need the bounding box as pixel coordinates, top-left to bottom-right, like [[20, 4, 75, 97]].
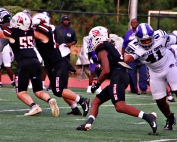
[[1, 74, 151, 92]]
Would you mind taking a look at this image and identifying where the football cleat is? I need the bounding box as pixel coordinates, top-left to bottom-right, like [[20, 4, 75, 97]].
[[76, 123, 92, 131], [67, 108, 82, 116], [24, 104, 42, 116], [147, 112, 157, 133], [81, 98, 90, 116], [49, 98, 59, 117], [164, 113, 176, 130]]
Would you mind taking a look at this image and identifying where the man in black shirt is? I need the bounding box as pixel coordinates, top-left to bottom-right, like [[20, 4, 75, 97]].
[[54, 15, 77, 61], [0, 11, 59, 117]]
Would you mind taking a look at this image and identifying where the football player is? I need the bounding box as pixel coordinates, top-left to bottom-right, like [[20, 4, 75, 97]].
[[31, 13, 90, 116], [0, 8, 15, 87], [124, 23, 177, 130], [76, 26, 157, 134], [0, 12, 59, 117]]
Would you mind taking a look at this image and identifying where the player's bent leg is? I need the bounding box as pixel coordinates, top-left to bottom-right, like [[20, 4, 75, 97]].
[[17, 91, 42, 116], [61, 89, 90, 116], [76, 97, 101, 131], [114, 101, 157, 133], [35, 91, 59, 117]]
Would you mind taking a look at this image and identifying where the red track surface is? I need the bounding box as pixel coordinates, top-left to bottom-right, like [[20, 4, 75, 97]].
[[1, 74, 151, 92]]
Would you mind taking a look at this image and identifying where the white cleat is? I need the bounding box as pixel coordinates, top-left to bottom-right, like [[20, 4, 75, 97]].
[[24, 104, 42, 116], [49, 98, 59, 117]]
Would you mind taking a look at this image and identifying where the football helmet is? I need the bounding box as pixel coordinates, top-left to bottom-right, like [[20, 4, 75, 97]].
[[32, 13, 50, 26], [0, 8, 12, 25], [88, 26, 109, 52], [10, 12, 32, 31], [135, 23, 154, 50], [22, 9, 31, 16]]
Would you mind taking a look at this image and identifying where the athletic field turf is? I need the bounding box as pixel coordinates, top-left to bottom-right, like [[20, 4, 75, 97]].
[[0, 85, 177, 142]]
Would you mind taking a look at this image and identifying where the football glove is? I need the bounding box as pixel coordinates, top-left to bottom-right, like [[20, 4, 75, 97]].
[[91, 82, 101, 94]]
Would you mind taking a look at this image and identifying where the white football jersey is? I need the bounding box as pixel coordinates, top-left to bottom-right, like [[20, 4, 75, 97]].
[[126, 30, 177, 72]]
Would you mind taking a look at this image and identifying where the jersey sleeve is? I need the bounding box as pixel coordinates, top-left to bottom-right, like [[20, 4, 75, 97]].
[[36, 23, 51, 36], [3, 27, 13, 37]]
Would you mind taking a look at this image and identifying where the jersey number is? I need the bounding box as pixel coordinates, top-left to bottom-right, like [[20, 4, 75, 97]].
[[145, 50, 163, 63], [19, 36, 33, 49]]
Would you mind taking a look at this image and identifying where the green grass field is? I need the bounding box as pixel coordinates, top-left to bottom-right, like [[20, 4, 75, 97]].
[[0, 85, 177, 142]]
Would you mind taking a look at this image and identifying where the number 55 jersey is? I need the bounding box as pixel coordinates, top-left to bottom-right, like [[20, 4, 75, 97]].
[[126, 30, 177, 72], [3, 27, 38, 66]]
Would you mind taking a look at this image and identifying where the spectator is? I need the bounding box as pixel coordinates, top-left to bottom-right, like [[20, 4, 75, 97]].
[[54, 15, 77, 61], [122, 18, 148, 95]]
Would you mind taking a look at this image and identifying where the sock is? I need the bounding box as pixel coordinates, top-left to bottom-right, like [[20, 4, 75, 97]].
[[11, 81, 14, 83], [85, 115, 95, 124], [42, 81, 45, 86], [142, 113, 150, 122], [47, 98, 51, 103], [167, 96, 173, 100], [167, 113, 174, 119], [0, 82, 2, 84], [138, 111, 144, 118], [30, 102, 36, 108], [75, 95, 80, 103], [71, 103, 77, 109]]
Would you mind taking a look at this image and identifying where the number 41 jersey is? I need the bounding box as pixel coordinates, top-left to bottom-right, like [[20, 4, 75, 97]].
[[3, 27, 37, 64], [126, 30, 177, 72]]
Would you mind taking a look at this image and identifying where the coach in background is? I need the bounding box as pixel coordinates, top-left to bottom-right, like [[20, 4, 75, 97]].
[[54, 15, 77, 62]]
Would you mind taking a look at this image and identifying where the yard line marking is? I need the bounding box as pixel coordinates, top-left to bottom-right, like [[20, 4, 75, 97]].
[[0, 103, 157, 113], [141, 139, 177, 142]]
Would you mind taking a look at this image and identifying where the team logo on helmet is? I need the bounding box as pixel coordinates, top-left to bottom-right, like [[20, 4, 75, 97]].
[[91, 30, 103, 37], [18, 15, 23, 24]]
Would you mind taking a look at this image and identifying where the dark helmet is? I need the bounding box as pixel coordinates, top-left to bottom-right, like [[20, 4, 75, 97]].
[[60, 15, 70, 24], [0, 8, 12, 25]]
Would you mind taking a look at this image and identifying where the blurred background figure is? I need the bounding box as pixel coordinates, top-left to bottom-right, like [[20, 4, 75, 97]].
[[0, 8, 15, 88], [122, 18, 148, 95]]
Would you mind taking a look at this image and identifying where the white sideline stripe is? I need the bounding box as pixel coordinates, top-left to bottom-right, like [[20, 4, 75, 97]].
[[0, 103, 157, 113], [141, 139, 177, 142]]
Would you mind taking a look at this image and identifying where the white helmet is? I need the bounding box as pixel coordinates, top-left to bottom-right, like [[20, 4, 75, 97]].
[[88, 26, 109, 52], [32, 13, 50, 26], [10, 12, 31, 31]]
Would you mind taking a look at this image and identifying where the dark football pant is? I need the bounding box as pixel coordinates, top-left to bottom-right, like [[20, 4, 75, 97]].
[[96, 69, 129, 104], [15, 60, 43, 93], [48, 59, 69, 97]]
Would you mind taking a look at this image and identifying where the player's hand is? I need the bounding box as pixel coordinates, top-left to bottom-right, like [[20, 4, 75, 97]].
[[91, 82, 100, 94]]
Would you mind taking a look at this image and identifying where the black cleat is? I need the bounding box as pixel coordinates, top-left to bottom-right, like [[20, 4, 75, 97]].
[[81, 98, 90, 116], [147, 112, 157, 133], [164, 113, 176, 130], [76, 123, 92, 131], [67, 108, 82, 116], [167, 98, 176, 102]]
